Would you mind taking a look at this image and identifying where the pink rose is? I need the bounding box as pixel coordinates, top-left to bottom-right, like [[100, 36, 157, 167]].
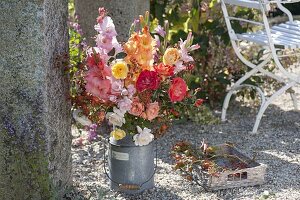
[[145, 102, 160, 121], [129, 97, 145, 117]]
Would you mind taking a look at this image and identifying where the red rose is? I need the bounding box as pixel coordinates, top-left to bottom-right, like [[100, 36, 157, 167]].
[[154, 63, 175, 77], [194, 99, 205, 107], [168, 77, 187, 102], [136, 70, 160, 92]]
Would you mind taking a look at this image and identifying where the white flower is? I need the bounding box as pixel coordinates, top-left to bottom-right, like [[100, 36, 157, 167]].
[[72, 109, 92, 126], [106, 107, 126, 127], [133, 126, 154, 146]]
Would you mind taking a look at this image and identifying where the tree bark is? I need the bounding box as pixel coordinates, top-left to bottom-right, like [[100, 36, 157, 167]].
[[0, 0, 71, 199], [75, 0, 150, 45]]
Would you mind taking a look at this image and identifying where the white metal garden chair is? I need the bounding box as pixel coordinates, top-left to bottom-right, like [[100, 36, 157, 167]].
[[220, 0, 300, 133]]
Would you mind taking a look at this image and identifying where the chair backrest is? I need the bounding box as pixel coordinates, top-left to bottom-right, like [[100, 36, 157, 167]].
[[220, 0, 294, 43]]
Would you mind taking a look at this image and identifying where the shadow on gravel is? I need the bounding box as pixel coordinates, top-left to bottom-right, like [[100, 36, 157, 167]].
[[114, 186, 185, 200], [156, 100, 300, 199]]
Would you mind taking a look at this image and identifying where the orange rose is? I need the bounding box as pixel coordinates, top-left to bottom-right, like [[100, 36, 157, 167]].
[[154, 63, 175, 78], [163, 48, 180, 66]]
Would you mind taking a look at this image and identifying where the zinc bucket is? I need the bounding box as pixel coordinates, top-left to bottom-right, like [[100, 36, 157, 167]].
[[104, 134, 156, 194]]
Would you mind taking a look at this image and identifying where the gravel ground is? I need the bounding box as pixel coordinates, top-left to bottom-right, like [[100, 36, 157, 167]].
[[69, 84, 300, 200]]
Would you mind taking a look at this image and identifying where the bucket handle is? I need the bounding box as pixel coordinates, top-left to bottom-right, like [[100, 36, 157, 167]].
[[102, 137, 158, 190]]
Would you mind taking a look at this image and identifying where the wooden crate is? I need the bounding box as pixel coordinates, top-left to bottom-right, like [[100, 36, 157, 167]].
[[192, 144, 267, 191]]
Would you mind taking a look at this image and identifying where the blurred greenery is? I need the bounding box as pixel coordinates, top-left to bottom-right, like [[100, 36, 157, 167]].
[[150, 0, 259, 107]]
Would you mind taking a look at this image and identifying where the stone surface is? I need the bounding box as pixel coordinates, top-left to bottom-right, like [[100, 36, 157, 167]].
[[75, 0, 150, 45], [0, 0, 71, 199]]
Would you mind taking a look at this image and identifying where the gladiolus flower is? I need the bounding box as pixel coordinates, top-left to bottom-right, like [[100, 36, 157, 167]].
[[110, 129, 126, 140], [136, 70, 160, 92], [154, 25, 166, 37], [85, 74, 111, 101], [168, 77, 187, 102], [111, 61, 129, 79], [163, 48, 180, 66]]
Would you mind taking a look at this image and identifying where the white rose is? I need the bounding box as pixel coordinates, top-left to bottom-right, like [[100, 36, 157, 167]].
[[133, 126, 154, 146], [106, 107, 126, 127]]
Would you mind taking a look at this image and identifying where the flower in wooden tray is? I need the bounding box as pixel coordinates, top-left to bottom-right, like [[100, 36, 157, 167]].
[[171, 141, 255, 180]]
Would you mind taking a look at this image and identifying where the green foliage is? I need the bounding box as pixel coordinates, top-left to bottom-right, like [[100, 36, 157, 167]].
[[68, 0, 88, 112], [151, 0, 259, 107]]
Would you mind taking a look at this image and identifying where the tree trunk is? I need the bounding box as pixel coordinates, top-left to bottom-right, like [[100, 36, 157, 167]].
[[75, 0, 150, 45], [0, 0, 71, 199]]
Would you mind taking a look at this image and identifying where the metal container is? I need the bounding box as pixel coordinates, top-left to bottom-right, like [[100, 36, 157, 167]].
[[104, 134, 155, 194]]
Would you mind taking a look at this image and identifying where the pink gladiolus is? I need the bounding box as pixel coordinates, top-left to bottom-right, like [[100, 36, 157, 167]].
[[96, 34, 114, 52], [95, 16, 117, 38], [179, 32, 200, 63], [85, 77, 111, 100]]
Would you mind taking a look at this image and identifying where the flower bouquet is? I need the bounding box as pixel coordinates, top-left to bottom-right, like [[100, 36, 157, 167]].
[[72, 8, 200, 146], [70, 7, 202, 193]]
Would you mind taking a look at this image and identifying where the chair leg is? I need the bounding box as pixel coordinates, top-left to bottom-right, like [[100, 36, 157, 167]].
[[289, 92, 298, 110], [221, 56, 271, 122], [221, 84, 266, 122], [221, 67, 259, 121], [252, 81, 297, 133]]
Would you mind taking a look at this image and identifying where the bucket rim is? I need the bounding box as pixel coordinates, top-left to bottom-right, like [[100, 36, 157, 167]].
[[109, 138, 156, 147]]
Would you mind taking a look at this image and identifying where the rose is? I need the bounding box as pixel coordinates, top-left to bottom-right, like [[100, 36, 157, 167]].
[[111, 61, 129, 79], [145, 102, 160, 121], [110, 128, 126, 140], [129, 97, 145, 116], [117, 96, 132, 112], [111, 79, 124, 95], [136, 70, 160, 92], [154, 63, 175, 78], [163, 48, 180, 66], [133, 126, 154, 146], [127, 84, 136, 98], [106, 107, 126, 127], [168, 77, 187, 102]]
